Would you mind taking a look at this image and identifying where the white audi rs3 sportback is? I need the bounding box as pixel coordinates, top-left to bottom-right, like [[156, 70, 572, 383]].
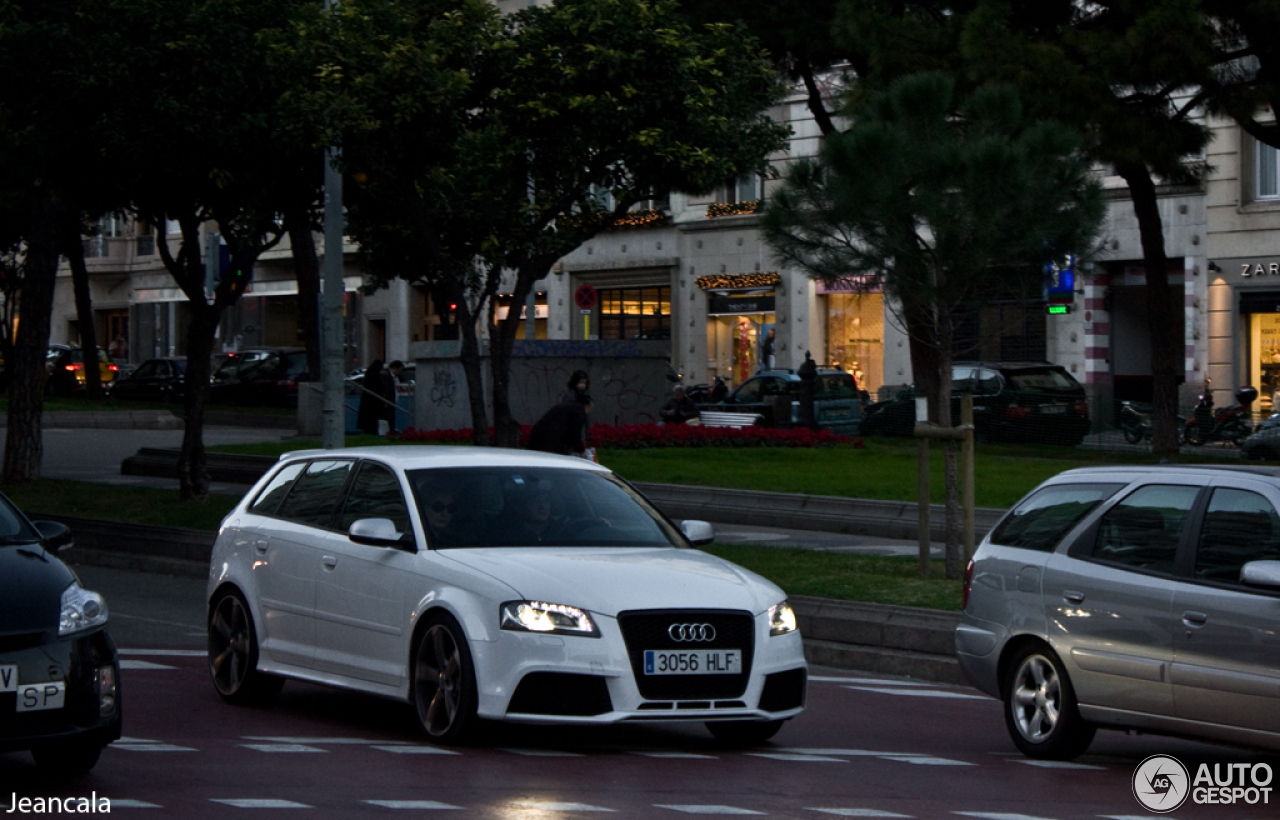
[[206, 446, 807, 745]]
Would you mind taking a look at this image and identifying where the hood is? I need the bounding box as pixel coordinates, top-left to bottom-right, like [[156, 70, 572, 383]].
[[0, 544, 75, 634], [441, 547, 783, 617]]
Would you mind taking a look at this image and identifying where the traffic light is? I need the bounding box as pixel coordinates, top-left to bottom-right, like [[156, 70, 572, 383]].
[[218, 244, 253, 294]]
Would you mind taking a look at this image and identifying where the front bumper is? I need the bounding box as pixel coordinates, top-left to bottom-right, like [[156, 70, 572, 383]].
[[471, 610, 807, 724], [0, 628, 122, 753]]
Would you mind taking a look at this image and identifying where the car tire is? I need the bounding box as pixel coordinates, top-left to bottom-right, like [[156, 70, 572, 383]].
[[411, 612, 478, 745], [1002, 644, 1095, 760], [31, 739, 103, 775], [1121, 424, 1143, 444], [705, 719, 785, 745], [207, 589, 284, 705]]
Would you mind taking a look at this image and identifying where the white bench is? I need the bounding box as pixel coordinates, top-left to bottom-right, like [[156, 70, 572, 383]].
[[697, 410, 764, 429]]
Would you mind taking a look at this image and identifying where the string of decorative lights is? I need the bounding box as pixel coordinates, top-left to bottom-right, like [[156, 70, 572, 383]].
[[706, 200, 761, 218]]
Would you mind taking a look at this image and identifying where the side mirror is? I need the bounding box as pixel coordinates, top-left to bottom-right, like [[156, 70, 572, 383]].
[[1240, 560, 1280, 589], [681, 520, 715, 547], [32, 520, 73, 552], [349, 518, 408, 548]]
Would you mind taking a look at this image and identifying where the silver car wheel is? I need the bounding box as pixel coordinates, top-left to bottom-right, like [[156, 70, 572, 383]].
[[1010, 653, 1061, 742]]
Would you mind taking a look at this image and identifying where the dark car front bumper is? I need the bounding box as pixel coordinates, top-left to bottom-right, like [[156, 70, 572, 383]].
[[0, 627, 121, 753]]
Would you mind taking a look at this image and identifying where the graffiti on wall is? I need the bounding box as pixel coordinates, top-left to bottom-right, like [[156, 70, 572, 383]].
[[430, 368, 458, 408], [514, 361, 664, 426]]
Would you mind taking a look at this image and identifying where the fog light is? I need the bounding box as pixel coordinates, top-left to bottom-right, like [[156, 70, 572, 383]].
[[98, 665, 118, 716]]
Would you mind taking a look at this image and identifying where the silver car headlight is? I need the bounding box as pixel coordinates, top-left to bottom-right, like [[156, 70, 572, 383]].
[[500, 601, 600, 638], [59, 583, 108, 636], [768, 600, 798, 637]]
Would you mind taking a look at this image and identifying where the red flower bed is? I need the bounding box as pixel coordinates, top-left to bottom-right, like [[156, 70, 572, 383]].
[[397, 423, 860, 449]]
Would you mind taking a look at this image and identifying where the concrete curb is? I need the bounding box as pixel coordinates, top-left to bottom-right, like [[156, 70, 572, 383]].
[[46, 513, 962, 682], [119, 449, 1009, 543], [44, 410, 184, 430]]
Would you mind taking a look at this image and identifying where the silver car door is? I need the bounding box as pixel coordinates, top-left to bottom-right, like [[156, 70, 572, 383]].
[[241, 461, 314, 666], [1041, 483, 1201, 718], [1171, 479, 1280, 736]]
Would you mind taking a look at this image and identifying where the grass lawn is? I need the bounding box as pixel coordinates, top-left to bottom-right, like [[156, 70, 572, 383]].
[[5, 479, 238, 530]]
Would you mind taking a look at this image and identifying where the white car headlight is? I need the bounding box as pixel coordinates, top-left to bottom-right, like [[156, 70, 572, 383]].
[[500, 601, 600, 638], [59, 583, 108, 637], [768, 600, 798, 637]]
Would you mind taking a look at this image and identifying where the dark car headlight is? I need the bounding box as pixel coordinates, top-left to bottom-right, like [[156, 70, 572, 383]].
[[500, 601, 600, 637], [59, 583, 108, 636]]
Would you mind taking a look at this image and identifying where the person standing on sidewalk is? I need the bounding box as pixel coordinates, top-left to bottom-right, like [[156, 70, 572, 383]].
[[528, 393, 593, 456]]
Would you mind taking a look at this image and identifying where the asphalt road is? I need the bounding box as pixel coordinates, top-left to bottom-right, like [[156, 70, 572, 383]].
[[4, 564, 1267, 820]]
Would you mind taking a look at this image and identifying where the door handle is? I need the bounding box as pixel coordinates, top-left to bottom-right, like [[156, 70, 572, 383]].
[[1182, 610, 1208, 627], [254, 539, 268, 555], [322, 555, 338, 570], [1062, 590, 1085, 604]]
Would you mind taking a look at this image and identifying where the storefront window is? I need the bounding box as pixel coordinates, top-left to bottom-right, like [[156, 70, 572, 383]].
[[495, 292, 549, 340], [599, 286, 670, 340], [1251, 311, 1280, 414], [825, 292, 883, 397], [707, 313, 774, 387]]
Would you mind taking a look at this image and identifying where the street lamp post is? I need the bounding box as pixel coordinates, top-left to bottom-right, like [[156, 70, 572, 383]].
[[321, 0, 345, 449]]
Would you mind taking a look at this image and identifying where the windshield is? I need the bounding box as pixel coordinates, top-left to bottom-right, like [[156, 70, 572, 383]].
[[1006, 367, 1082, 393], [0, 495, 41, 545], [407, 467, 686, 549]]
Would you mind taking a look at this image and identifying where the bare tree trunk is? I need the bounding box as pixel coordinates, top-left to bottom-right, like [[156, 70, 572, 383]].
[[64, 222, 105, 399], [286, 207, 322, 379], [450, 285, 491, 445], [936, 302, 962, 581], [179, 302, 220, 501], [491, 260, 548, 448], [1116, 162, 1180, 455], [4, 184, 60, 482]]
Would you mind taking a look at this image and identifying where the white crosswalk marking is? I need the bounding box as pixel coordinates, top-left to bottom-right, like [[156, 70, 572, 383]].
[[211, 799, 312, 809], [242, 736, 402, 745], [511, 801, 616, 812], [954, 812, 1060, 820], [499, 748, 584, 757], [745, 753, 847, 762], [371, 745, 460, 755], [630, 751, 718, 759], [119, 649, 206, 657], [881, 756, 975, 766], [806, 810, 914, 818], [119, 660, 175, 670], [1014, 760, 1106, 770], [809, 676, 934, 686], [108, 800, 163, 809], [363, 800, 463, 810], [655, 806, 765, 815], [114, 737, 197, 753], [783, 749, 925, 757], [240, 744, 326, 753], [844, 686, 989, 701]]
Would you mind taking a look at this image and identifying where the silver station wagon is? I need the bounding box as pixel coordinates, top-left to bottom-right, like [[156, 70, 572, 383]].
[[956, 465, 1280, 759]]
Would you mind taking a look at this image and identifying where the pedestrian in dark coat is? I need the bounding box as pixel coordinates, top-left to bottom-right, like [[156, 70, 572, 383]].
[[358, 359, 389, 435], [528, 394, 593, 456], [384, 361, 404, 432], [659, 385, 701, 424]]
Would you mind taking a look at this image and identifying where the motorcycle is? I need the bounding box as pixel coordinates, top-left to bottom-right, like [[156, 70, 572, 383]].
[[1118, 401, 1187, 444], [685, 376, 728, 405], [1182, 382, 1257, 446]]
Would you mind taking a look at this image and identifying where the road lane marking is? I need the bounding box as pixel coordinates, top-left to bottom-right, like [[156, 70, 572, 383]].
[[364, 801, 462, 810], [109, 800, 163, 809], [211, 799, 312, 809], [243, 736, 408, 745], [745, 753, 847, 762], [954, 813, 1060, 820], [655, 806, 765, 815], [630, 752, 719, 759], [512, 801, 616, 812], [809, 677, 934, 686], [1014, 760, 1106, 770], [807, 811, 914, 818], [241, 744, 327, 753], [881, 756, 975, 766], [120, 660, 175, 670], [782, 749, 925, 757], [119, 649, 206, 657], [844, 686, 989, 700], [114, 737, 197, 752], [372, 745, 461, 755], [499, 748, 584, 757]]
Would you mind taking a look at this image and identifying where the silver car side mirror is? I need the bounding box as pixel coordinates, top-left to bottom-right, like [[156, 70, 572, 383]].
[[1240, 559, 1280, 589], [681, 520, 715, 546], [349, 518, 405, 548]]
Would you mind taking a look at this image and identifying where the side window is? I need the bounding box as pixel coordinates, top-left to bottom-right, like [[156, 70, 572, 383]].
[[134, 360, 160, 379], [976, 369, 1002, 395], [760, 378, 786, 397], [732, 379, 762, 403], [250, 462, 307, 516], [339, 463, 411, 536], [1195, 488, 1280, 584], [990, 483, 1125, 552], [1093, 484, 1200, 574], [275, 460, 354, 528]]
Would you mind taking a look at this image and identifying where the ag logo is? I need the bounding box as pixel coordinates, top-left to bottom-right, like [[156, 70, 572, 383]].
[[1133, 754, 1190, 813]]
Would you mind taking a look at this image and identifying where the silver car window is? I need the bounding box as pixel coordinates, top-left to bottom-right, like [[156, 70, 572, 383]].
[[1195, 488, 1280, 584], [989, 483, 1124, 551], [1093, 484, 1200, 574], [249, 461, 306, 516], [274, 460, 354, 529], [340, 462, 411, 536]]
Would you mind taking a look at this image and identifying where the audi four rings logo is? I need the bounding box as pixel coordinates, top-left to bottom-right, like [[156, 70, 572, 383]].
[[668, 623, 716, 642]]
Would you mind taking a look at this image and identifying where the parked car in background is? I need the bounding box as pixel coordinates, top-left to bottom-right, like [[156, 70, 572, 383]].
[[45, 345, 118, 396], [703, 368, 862, 434], [860, 361, 1090, 446], [209, 348, 310, 406], [112, 357, 188, 402], [957, 464, 1280, 759], [207, 446, 806, 746], [211, 348, 277, 384], [0, 494, 121, 774]]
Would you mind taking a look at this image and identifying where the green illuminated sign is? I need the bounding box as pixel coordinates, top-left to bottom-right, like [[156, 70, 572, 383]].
[[1046, 304, 1071, 315]]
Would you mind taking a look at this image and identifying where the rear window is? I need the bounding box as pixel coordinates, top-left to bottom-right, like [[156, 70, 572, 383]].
[[990, 483, 1125, 551], [816, 374, 857, 400], [1005, 368, 1081, 392]]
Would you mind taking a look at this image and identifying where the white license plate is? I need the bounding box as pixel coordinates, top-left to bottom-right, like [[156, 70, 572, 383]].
[[0, 664, 16, 693], [1038, 405, 1067, 414], [644, 649, 741, 676], [16, 682, 65, 712]]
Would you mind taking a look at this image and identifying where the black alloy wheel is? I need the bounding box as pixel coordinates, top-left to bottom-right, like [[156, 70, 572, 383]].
[[705, 718, 785, 745], [208, 589, 284, 705], [1002, 643, 1095, 760], [412, 613, 478, 744]]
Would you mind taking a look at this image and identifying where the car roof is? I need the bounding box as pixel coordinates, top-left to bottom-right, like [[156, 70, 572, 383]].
[[954, 360, 1067, 370], [750, 368, 853, 380], [1049, 464, 1280, 482], [275, 445, 614, 474]]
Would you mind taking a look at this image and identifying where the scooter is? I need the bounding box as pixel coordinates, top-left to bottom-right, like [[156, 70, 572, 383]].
[[1118, 401, 1186, 444], [1182, 383, 1257, 446], [685, 376, 728, 405]]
